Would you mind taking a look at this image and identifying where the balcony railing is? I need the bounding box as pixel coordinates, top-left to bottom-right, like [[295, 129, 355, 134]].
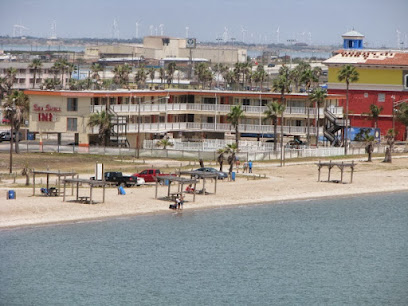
[[91, 104, 343, 117], [94, 122, 320, 136]]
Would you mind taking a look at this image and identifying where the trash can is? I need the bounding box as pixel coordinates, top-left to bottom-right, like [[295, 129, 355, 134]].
[[7, 190, 16, 200], [165, 179, 169, 186], [27, 132, 35, 140], [231, 172, 236, 181]]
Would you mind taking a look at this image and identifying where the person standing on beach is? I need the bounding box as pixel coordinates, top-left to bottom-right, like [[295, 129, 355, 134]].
[[248, 160, 253, 173], [243, 161, 248, 173]]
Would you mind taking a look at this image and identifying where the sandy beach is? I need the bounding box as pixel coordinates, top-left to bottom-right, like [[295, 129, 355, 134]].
[[1, 156, 408, 229]]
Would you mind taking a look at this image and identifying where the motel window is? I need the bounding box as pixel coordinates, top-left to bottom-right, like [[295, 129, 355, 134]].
[[378, 93, 385, 103], [67, 118, 77, 131], [404, 74, 408, 89], [242, 99, 250, 106], [67, 98, 78, 111]]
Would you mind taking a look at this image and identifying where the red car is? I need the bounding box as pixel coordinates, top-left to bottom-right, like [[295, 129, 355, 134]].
[[1, 118, 10, 124], [133, 169, 175, 183]]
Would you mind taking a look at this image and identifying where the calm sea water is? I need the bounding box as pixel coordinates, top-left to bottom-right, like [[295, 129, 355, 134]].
[[1, 192, 407, 305]]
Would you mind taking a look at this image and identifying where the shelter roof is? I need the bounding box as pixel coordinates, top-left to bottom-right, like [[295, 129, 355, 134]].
[[32, 170, 77, 176]]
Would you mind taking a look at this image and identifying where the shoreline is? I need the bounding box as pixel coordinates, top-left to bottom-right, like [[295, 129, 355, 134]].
[[1, 158, 408, 230], [1, 188, 407, 231]]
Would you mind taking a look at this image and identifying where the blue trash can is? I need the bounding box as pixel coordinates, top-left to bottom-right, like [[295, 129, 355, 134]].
[[7, 190, 16, 200], [27, 132, 35, 140], [231, 172, 236, 181], [165, 179, 169, 186]]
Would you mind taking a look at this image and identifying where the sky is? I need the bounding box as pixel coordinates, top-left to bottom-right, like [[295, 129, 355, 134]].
[[1, 0, 408, 48]]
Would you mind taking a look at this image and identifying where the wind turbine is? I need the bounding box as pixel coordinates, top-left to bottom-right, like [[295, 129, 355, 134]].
[[276, 26, 280, 44], [185, 26, 189, 38], [159, 24, 164, 36], [241, 26, 247, 43], [397, 29, 401, 49], [149, 25, 154, 36], [135, 20, 142, 39]]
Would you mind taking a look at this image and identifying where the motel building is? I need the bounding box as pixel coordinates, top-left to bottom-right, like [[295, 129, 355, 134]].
[[324, 30, 408, 141], [24, 89, 345, 150]]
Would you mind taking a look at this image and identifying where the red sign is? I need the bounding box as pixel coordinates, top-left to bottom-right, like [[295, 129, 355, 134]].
[[38, 113, 54, 122], [33, 104, 61, 112]]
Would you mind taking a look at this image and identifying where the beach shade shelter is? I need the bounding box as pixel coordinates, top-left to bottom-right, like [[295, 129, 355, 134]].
[[62, 177, 110, 204], [178, 171, 218, 195], [316, 160, 356, 184], [155, 176, 198, 202], [32, 170, 77, 197]]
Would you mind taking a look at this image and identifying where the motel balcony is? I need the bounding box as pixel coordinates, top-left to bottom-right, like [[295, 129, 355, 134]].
[[90, 104, 343, 118], [92, 122, 320, 136]]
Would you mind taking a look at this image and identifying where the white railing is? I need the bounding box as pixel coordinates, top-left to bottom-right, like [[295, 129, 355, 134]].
[[90, 104, 343, 117], [104, 122, 321, 135]]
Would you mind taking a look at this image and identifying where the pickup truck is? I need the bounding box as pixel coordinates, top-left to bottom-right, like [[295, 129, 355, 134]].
[[133, 169, 175, 183], [103, 171, 144, 187]]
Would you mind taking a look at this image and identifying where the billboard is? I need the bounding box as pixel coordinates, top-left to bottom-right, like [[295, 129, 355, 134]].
[[348, 127, 381, 141]]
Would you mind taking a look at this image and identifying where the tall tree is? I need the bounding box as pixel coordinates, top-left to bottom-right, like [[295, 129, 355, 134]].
[[338, 64, 359, 155], [134, 66, 147, 89], [225, 143, 238, 175], [383, 129, 396, 163], [148, 67, 156, 85], [272, 66, 291, 166], [309, 87, 327, 147], [113, 64, 132, 88], [166, 62, 177, 88], [87, 111, 113, 146], [29, 59, 43, 89], [4, 67, 17, 95], [227, 105, 245, 149], [264, 101, 286, 151], [3, 90, 29, 153], [90, 63, 104, 88], [216, 147, 227, 172], [159, 67, 165, 85], [253, 65, 268, 90]]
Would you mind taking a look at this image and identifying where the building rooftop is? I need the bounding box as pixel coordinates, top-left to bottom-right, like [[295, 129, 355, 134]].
[[324, 50, 408, 67], [342, 30, 364, 38]]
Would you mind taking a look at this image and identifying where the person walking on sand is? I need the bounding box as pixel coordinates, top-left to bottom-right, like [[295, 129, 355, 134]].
[[243, 161, 248, 173], [248, 160, 253, 173]]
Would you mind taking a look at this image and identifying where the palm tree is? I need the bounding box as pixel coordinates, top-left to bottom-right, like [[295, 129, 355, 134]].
[[290, 61, 310, 92], [383, 129, 396, 163], [195, 62, 211, 88], [309, 87, 327, 147], [87, 111, 113, 146], [113, 64, 132, 88], [90, 63, 104, 88], [301, 68, 318, 92], [166, 62, 177, 88], [338, 64, 359, 155], [159, 67, 165, 85], [42, 78, 60, 90], [52, 58, 72, 88], [365, 104, 383, 129], [29, 59, 43, 89], [255, 65, 267, 90], [216, 147, 227, 171], [134, 66, 147, 89], [272, 67, 291, 166], [148, 67, 156, 86], [3, 90, 29, 153], [225, 143, 238, 175], [155, 138, 174, 149], [364, 133, 375, 162], [227, 105, 245, 149], [264, 101, 286, 151], [4, 67, 17, 95]]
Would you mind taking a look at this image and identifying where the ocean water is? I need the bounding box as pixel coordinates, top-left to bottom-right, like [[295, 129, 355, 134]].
[[1, 192, 407, 305]]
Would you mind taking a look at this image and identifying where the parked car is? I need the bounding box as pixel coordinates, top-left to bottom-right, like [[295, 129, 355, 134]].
[[0, 131, 22, 142], [194, 167, 228, 180], [102, 171, 144, 187], [133, 169, 176, 183], [285, 139, 307, 149], [1, 118, 10, 124]]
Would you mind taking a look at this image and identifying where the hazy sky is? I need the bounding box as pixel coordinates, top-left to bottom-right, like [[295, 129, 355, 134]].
[[1, 0, 407, 47]]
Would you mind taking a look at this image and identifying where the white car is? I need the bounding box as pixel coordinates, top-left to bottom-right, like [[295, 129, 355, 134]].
[[134, 176, 145, 186]]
